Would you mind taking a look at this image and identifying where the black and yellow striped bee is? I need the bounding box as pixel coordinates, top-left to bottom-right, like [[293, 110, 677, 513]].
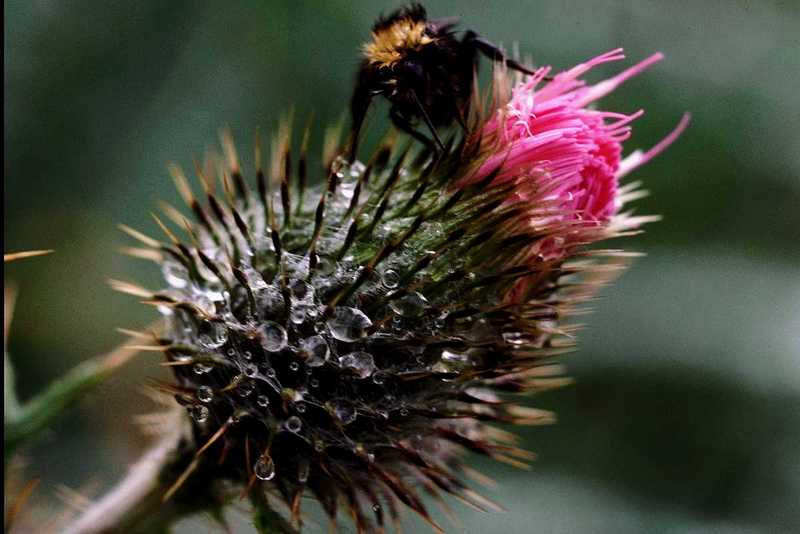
[[349, 3, 536, 160]]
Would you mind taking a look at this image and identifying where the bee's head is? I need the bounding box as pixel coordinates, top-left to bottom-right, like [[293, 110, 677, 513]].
[[362, 8, 435, 69]]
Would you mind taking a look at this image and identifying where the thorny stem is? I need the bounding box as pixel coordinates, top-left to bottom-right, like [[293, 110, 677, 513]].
[[62, 420, 196, 534], [61, 412, 293, 534]]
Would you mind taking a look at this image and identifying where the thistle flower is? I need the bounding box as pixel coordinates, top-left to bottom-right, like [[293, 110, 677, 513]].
[[111, 49, 684, 533], [464, 49, 690, 261]]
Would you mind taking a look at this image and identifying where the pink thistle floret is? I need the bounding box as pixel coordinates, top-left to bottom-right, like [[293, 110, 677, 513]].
[[465, 49, 689, 258]]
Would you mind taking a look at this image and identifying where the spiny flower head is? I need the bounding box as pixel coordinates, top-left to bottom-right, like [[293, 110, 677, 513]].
[[115, 49, 684, 532]]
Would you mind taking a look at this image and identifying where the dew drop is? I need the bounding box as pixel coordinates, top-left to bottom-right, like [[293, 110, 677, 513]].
[[260, 321, 288, 352], [188, 404, 209, 423], [436, 349, 472, 373], [313, 321, 327, 334], [326, 307, 372, 342], [502, 332, 527, 345], [338, 352, 377, 379], [289, 279, 313, 301], [300, 335, 329, 367], [333, 401, 357, 425], [331, 155, 349, 179], [297, 459, 310, 483], [243, 350, 253, 360], [237, 380, 254, 397], [196, 386, 213, 403], [388, 292, 428, 317], [289, 361, 300, 372], [244, 363, 258, 377], [193, 362, 213, 375], [254, 456, 275, 481], [296, 402, 306, 413], [197, 321, 228, 349], [162, 261, 188, 289], [372, 504, 381, 513], [372, 372, 386, 385], [381, 269, 400, 289], [240, 265, 268, 290], [256, 285, 284, 315], [442, 350, 469, 364], [193, 294, 216, 316], [310, 378, 320, 388], [265, 367, 277, 378], [257, 394, 270, 407], [289, 305, 307, 324], [466, 318, 493, 342], [285, 416, 302, 433]]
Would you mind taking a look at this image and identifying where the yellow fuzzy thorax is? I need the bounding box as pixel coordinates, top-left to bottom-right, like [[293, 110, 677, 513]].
[[362, 18, 435, 68]]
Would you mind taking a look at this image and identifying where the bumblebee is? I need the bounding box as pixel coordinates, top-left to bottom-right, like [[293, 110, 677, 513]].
[[349, 3, 536, 161]]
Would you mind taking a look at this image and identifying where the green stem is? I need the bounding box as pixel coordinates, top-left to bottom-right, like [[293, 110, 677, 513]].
[[4, 341, 142, 460], [62, 416, 205, 534], [62, 411, 297, 534]]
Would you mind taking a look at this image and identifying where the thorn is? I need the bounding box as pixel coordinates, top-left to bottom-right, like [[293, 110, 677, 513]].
[[196, 417, 234, 456], [4, 249, 53, 263], [162, 458, 199, 503], [118, 225, 161, 248]]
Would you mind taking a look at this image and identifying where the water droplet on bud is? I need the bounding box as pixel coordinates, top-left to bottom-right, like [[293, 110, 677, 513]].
[[381, 269, 400, 288], [297, 459, 310, 482], [260, 321, 287, 352], [198, 321, 227, 349], [372, 371, 387, 385], [327, 307, 372, 342], [237, 380, 254, 397], [338, 352, 377, 379], [188, 404, 209, 423], [285, 416, 302, 433], [196, 386, 213, 403], [162, 261, 188, 288], [193, 362, 213, 375], [254, 456, 275, 480], [388, 292, 428, 317], [333, 401, 357, 424], [244, 363, 258, 377], [300, 335, 329, 367]]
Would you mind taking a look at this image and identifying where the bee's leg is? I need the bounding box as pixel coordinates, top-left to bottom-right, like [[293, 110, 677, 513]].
[[348, 81, 373, 163], [453, 101, 469, 134], [409, 89, 446, 153], [464, 30, 538, 76], [389, 107, 438, 152]]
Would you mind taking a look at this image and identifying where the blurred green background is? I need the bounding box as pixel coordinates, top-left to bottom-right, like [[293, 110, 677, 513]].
[[4, 0, 799, 532]]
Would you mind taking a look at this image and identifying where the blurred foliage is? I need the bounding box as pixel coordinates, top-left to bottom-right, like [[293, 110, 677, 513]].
[[4, 0, 799, 532]]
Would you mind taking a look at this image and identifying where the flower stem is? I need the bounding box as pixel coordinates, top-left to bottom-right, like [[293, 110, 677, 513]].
[[62, 419, 201, 534], [61, 412, 296, 534]]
